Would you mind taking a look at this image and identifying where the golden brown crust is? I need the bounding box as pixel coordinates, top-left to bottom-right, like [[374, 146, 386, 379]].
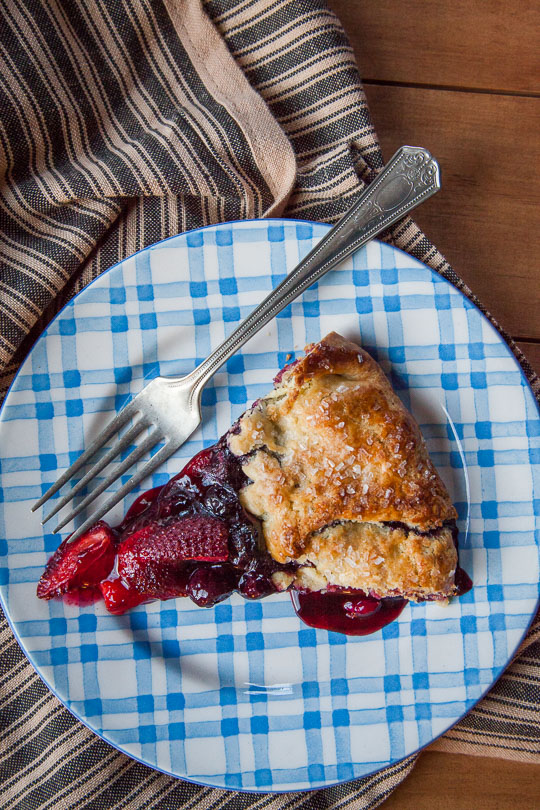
[[228, 332, 458, 600], [296, 522, 457, 600]]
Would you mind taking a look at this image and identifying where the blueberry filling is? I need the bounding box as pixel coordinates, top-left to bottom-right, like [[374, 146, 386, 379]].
[[109, 437, 297, 610]]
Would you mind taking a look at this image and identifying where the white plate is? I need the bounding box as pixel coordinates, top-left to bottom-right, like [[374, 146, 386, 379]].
[[0, 220, 538, 791]]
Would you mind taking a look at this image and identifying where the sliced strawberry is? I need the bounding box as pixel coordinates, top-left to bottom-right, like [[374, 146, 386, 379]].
[[118, 557, 193, 599], [100, 579, 150, 615], [101, 556, 194, 612], [37, 521, 116, 600], [118, 515, 228, 574]]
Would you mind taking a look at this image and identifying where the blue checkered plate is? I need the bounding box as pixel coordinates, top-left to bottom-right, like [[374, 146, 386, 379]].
[[0, 220, 539, 792]]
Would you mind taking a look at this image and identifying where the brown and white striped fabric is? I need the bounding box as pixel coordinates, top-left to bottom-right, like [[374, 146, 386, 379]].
[[0, 1, 538, 807]]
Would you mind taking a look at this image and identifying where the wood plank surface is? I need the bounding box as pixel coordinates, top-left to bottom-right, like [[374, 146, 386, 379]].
[[331, 0, 540, 94], [378, 752, 540, 810], [362, 84, 540, 340]]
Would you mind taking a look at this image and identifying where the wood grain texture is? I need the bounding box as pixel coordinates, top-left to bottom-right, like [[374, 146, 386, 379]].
[[378, 752, 540, 809], [363, 84, 540, 339], [330, 0, 540, 94]]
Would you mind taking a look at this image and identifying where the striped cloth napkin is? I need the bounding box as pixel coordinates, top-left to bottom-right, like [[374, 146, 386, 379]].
[[0, 1, 538, 807]]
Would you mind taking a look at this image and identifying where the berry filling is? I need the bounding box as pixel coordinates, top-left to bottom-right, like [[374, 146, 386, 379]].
[[291, 591, 407, 636], [37, 437, 471, 636], [38, 440, 296, 612], [37, 521, 117, 600]]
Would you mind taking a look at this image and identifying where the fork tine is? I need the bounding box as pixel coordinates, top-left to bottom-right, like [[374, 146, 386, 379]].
[[61, 441, 180, 544], [53, 427, 163, 533], [32, 399, 139, 512], [41, 417, 150, 525]]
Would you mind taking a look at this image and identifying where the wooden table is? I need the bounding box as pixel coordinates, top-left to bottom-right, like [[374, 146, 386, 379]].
[[327, 2, 540, 807]]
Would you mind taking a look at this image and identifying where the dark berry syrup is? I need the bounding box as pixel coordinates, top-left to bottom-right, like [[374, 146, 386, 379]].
[[291, 591, 407, 635]]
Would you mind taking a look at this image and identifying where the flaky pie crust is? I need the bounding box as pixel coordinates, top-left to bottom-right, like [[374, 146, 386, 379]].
[[228, 333, 458, 600]]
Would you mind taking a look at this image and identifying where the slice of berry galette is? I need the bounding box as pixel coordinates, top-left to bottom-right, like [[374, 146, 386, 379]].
[[37, 332, 471, 635]]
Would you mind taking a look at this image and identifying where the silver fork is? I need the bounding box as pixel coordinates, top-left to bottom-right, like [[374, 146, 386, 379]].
[[33, 145, 440, 543]]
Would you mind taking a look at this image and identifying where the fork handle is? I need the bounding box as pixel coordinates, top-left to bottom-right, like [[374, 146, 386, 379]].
[[181, 146, 440, 393]]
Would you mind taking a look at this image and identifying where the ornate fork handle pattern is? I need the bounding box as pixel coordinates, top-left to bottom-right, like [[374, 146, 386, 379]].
[[343, 148, 440, 234]]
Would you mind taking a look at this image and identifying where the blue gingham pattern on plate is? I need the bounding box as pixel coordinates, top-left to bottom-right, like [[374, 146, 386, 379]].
[[0, 220, 539, 792]]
